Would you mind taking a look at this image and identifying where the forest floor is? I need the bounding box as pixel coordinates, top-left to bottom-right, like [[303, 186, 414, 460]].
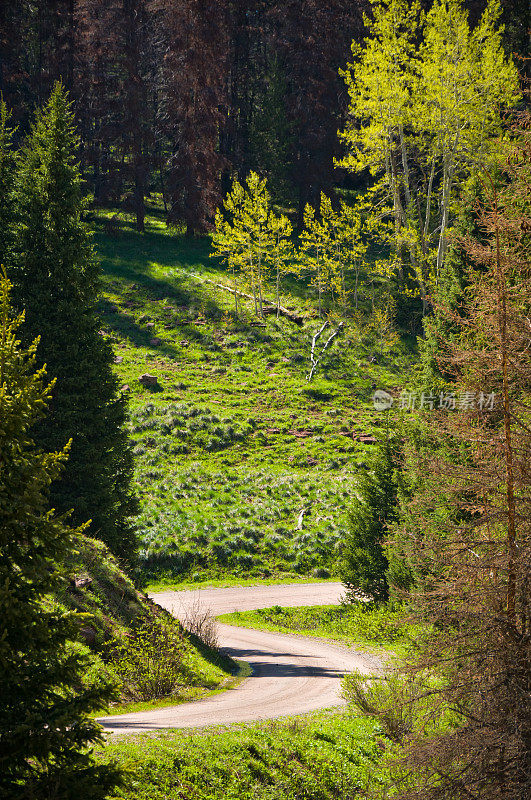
[[93, 200, 415, 587]]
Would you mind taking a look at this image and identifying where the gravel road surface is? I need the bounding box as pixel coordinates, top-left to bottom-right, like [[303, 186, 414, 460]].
[[98, 582, 380, 735]]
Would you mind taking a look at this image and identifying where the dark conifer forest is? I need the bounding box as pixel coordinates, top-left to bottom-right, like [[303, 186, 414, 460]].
[[2, 0, 526, 232]]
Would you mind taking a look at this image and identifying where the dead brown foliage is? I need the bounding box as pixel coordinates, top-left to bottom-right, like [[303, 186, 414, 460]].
[[384, 114, 531, 800]]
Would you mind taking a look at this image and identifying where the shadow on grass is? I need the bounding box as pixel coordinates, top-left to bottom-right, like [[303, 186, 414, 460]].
[[93, 217, 216, 280], [99, 299, 183, 360], [94, 220, 231, 357], [185, 630, 237, 675], [93, 214, 298, 319]]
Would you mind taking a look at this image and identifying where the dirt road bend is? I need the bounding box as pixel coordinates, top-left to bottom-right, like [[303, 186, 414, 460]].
[[98, 582, 381, 735]]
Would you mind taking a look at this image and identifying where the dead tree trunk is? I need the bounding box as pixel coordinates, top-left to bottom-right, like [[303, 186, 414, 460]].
[[307, 321, 344, 381]]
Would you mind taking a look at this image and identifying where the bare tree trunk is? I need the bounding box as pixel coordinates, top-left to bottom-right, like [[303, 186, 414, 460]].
[[316, 248, 322, 318], [423, 156, 436, 244], [389, 145, 405, 279], [248, 255, 258, 315], [257, 253, 264, 318], [399, 124, 412, 206], [490, 179, 517, 623], [436, 161, 452, 280], [307, 321, 344, 381], [158, 158, 168, 215], [133, 156, 145, 232], [437, 134, 459, 280], [231, 262, 239, 317], [276, 260, 281, 318], [341, 266, 347, 314]]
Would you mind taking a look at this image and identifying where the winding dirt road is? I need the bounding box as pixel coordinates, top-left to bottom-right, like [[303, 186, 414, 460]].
[[98, 582, 381, 735]]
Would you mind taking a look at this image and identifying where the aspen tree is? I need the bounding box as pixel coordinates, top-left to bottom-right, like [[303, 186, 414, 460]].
[[339, 0, 519, 312]]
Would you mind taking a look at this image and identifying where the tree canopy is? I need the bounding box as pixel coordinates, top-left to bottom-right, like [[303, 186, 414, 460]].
[[338, 0, 520, 311]]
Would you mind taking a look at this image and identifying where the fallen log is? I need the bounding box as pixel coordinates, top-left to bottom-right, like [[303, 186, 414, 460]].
[[203, 279, 304, 325]]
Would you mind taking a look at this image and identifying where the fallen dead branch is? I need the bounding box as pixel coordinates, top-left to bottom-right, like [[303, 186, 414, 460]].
[[203, 279, 304, 325]]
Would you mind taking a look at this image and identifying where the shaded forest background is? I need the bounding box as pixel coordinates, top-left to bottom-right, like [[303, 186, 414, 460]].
[[1, 0, 528, 235]]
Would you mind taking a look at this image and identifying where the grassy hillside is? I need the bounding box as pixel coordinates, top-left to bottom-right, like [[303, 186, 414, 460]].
[[55, 534, 235, 711], [93, 201, 414, 585]]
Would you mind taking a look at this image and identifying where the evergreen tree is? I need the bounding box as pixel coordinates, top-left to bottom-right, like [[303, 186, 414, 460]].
[[248, 57, 295, 205], [12, 84, 137, 565], [0, 269, 120, 800], [153, 0, 230, 234], [419, 209, 474, 391], [76, 0, 153, 229], [341, 433, 400, 603], [272, 0, 364, 219]]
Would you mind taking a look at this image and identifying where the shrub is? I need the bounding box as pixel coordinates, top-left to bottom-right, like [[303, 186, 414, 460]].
[[181, 598, 219, 649], [311, 567, 330, 579], [342, 670, 427, 742], [108, 614, 191, 701]]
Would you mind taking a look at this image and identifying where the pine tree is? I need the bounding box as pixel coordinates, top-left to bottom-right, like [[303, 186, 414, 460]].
[[0, 269, 121, 800], [12, 84, 137, 565], [154, 0, 230, 234], [419, 203, 477, 391], [248, 56, 295, 204], [76, 0, 153, 230], [270, 0, 364, 218], [0, 1, 75, 128], [341, 433, 400, 603]]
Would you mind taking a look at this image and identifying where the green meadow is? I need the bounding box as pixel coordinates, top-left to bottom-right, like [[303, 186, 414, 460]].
[[94, 202, 414, 587]]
